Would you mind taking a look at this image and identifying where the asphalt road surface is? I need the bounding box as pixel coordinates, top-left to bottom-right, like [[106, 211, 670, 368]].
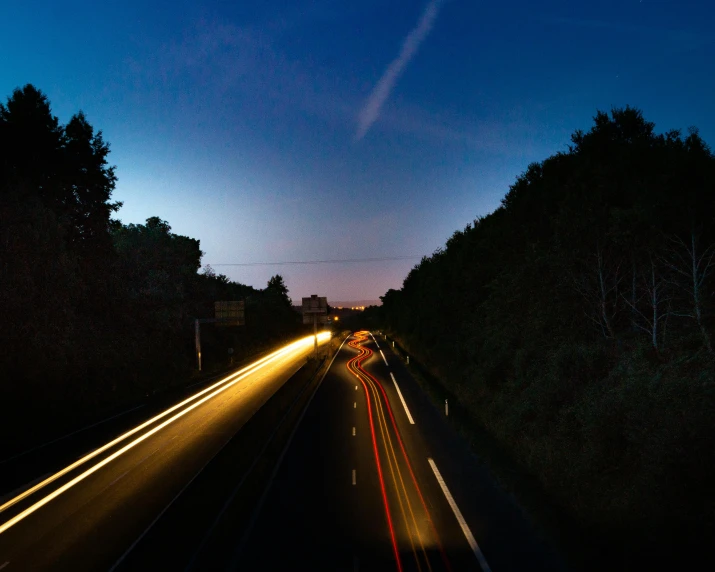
[[235, 331, 565, 571], [0, 333, 331, 571]]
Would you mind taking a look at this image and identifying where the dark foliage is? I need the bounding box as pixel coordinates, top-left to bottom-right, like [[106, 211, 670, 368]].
[[0, 85, 304, 451], [376, 107, 715, 566]]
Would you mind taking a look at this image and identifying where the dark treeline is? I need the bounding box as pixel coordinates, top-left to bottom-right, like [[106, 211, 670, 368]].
[[0, 85, 303, 449], [375, 108, 715, 565]]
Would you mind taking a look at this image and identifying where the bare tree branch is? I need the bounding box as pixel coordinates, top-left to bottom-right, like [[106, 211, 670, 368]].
[[663, 229, 714, 353]]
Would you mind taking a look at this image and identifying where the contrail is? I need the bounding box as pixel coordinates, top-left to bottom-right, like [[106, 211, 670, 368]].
[[356, 0, 443, 140]]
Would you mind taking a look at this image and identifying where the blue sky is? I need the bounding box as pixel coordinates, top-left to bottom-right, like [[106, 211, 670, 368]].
[[2, 0, 714, 301]]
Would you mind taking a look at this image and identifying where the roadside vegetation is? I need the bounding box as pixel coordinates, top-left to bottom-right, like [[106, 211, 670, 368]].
[[368, 108, 715, 568], [0, 85, 305, 452]]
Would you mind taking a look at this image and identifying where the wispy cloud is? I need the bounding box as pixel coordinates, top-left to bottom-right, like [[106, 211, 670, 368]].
[[356, 0, 443, 140]]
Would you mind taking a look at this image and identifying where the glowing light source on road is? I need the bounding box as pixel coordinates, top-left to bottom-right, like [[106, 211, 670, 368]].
[[348, 331, 449, 568], [0, 333, 330, 536]]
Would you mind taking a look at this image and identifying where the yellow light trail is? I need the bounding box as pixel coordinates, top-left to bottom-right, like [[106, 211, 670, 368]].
[[0, 332, 331, 536], [348, 331, 449, 571], [348, 334, 426, 569]]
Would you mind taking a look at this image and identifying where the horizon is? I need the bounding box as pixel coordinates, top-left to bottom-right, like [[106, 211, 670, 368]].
[[2, 1, 713, 300]]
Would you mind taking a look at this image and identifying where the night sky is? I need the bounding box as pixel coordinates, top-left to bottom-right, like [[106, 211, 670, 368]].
[[2, 0, 714, 302]]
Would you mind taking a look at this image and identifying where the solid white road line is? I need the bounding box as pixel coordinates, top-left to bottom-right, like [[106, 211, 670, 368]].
[[427, 458, 492, 572], [379, 350, 388, 366], [0, 562, 9, 570], [389, 373, 415, 425], [352, 470, 356, 485]]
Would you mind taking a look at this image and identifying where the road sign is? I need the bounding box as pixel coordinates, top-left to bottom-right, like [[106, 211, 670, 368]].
[[302, 295, 328, 355], [302, 295, 327, 314], [215, 301, 245, 326], [302, 295, 328, 324]]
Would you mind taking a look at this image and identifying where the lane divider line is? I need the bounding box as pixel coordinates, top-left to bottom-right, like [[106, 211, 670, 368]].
[[354, 402, 357, 408], [352, 470, 356, 485], [379, 350, 388, 366], [427, 458, 492, 572], [389, 373, 415, 425], [352, 427, 356, 436]]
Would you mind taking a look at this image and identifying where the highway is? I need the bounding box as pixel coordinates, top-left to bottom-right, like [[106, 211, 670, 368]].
[[0, 333, 331, 570], [235, 331, 565, 571]]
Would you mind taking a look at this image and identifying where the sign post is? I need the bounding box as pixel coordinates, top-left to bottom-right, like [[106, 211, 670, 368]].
[[302, 295, 328, 358], [195, 319, 202, 371], [194, 301, 245, 371]]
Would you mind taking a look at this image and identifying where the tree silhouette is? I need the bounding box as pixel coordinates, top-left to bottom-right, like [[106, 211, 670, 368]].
[[266, 274, 291, 306], [378, 107, 715, 556]]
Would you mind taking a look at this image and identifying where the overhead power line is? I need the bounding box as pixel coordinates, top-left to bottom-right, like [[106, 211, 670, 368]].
[[209, 255, 421, 267]]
